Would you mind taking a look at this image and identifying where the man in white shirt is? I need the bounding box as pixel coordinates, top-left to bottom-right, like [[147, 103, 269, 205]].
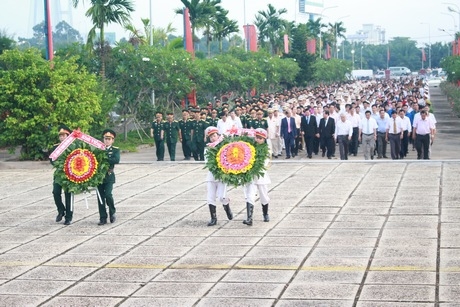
[[347, 107, 361, 156], [216, 112, 233, 135], [398, 109, 412, 159], [359, 110, 378, 160], [335, 113, 353, 160], [385, 110, 404, 160], [267, 109, 281, 158]]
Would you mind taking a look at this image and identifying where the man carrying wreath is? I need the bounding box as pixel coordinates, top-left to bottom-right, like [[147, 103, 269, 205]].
[[97, 129, 120, 225]]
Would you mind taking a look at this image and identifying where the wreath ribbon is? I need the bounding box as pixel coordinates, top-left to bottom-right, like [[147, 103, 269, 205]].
[[50, 130, 106, 161]]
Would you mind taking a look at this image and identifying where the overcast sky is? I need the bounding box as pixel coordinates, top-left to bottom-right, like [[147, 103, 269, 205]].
[[0, 0, 458, 45]]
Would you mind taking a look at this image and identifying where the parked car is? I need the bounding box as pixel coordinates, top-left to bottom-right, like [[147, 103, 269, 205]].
[[389, 66, 411, 77], [375, 70, 385, 80], [427, 77, 443, 87]]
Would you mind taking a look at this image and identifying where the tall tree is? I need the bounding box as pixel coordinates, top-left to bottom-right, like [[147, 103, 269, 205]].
[[71, 0, 135, 77], [254, 4, 287, 54], [213, 12, 239, 53]]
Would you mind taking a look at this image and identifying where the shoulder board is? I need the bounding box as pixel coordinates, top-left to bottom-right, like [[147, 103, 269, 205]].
[[112, 146, 119, 149]]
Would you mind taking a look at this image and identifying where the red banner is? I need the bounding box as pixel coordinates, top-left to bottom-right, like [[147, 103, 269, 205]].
[[183, 8, 194, 57], [325, 44, 331, 59], [421, 48, 426, 62], [306, 39, 316, 54], [244, 25, 257, 52], [284, 34, 289, 54], [387, 46, 390, 61]]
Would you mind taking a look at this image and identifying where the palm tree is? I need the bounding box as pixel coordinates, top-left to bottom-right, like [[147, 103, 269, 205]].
[[72, 0, 134, 77], [213, 12, 239, 53], [306, 18, 327, 55], [329, 21, 346, 58], [125, 20, 176, 47], [254, 4, 287, 54]]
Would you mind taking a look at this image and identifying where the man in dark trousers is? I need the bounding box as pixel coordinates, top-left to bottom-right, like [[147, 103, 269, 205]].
[[318, 110, 336, 159], [300, 107, 318, 159], [150, 111, 165, 161], [280, 108, 297, 159], [97, 129, 120, 225]]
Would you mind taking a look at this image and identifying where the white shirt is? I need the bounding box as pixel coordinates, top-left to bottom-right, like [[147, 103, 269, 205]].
[[400, 115, 412, 133], [217, 118, 233, 135], [335, 119, 353, 137], [413, 112, 436, 127], [386, 116, 404, 134], [267, 115, 281, 139], [359, 117, 378, 135], [347, 113, 361, 128]]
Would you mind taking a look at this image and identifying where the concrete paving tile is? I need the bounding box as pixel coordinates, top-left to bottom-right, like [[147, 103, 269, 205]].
[[388, 215, 438, 223], [293, 270, 364, 283], [0, 244, 18, 253], [172, 256, 240, 269], [267, 228, 325, 237], [342, 200, 391, 207], [134, 281, 213, 297], [440, 272, 460, 285], [0, 294, 49, 306], [153, 269, 226, 282], [378, 237, 437, 248], [157, 227, 215, 237], [64, 243, 133, 256], [282, 283, 359, 300], [62, 281, 142, 296], [102, 225, 164, 236], [127, 245, 192, 257], [356, 301, 434, 307], [222, 269, 294, 283], [381, 228, 437, 238], [309, 247, 373, 258], [335, 215, 386, 223], [370, 257, 436, 271], [358, 285, 435, 302], [340, 207, 390, 215], [0, 265, 35, 279], [277, 299, 354, 307], [246, 246, 311, 258], [187, 245, 252, 257], [440, 249, 460, 269], [323, 229, 381, 238], [374, 247, 435, 258], [384, 221, 438, 229], [86, 234, 150, 245], [349, 194, 395, 202], [18, 265, 96, 281], [283, 213, 336, 222], [200, 236, 260, 246], [291, 206, 340, 214], [196, 298, 274, 307], [439, 285, 460, 305], [257, 236, 317, 247], [236, 257, 304, 270], [119, 297, 199, 307], [0, 253, 53, 266], [276, 220, 331, 229], [302, 257, 369, 271], [329, 220, 384, 229], [85, 268, 161, 282], [440, 238, 460, 248], [42, 296, 123, 307], [45, 254, 116, 267], [391, 207, 439, 215], [0, 279, 74, 295], [0, 234, 40, 244], [109, 256, 177, 269], [317, 237, 377, 247], [207, 282, 285, 298], [211, 228, 270, 237], [365, 271, 436, 284]]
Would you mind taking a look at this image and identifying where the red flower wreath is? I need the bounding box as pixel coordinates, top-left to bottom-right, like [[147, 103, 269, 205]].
[[64, 149, 98, 183]]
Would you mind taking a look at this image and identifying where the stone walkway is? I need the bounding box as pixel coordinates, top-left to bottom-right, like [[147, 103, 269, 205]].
[[0, 87, 459, 306]]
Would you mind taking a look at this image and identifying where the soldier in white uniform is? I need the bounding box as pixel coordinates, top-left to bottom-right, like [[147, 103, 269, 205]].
[[204, 126, 233, 226], [243, 128, 271, 226]]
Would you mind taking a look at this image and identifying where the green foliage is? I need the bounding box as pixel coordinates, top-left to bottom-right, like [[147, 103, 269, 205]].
[[53, 141, 109, 194], [0, 30, 15, 54], [312, 58, 351, 83], [0, 49, 102, 160], [205, 135, 270, 187]]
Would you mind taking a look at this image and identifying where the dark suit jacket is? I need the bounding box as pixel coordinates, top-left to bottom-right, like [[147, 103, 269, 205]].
[[319, 116, 335, 138], [280, 117, 297, 139], [300, 115, 318, 137]]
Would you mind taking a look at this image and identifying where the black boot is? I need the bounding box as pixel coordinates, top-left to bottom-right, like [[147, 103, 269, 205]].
[[223, 204, 233, 220], [243, 202, 254, 226], [262, 204, 270, 222], [207, 204, 217, 226]]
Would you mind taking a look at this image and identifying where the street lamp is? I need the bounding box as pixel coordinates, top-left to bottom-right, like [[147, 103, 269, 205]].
[[142, 57, 155, 107], [441, 12, 457, 33], [335, 15, 350, 58], [149, 0, 153, 46], [360, 45, 363, 69], [351, 49, 355, 69], [420, 22, 431, 69], [443, 2, 460, 32], [318, 6, 338, 58], [439, 28, 456, 55]]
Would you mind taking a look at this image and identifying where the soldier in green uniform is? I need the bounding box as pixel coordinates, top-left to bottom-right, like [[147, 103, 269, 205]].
[[164, 111, 180, 161], [208, 109, 219, 127], [253, 110, 269, 129], [245, 108, 258, 128], [150, 111, 165, 161], [50, 124, 73, 225], [179, 109, 193, 160], [97, 129, 120, 225], [191, 110, 208, 161]]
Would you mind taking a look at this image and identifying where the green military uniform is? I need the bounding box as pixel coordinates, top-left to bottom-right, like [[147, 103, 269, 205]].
[[97, 133, 120, 225], [252, 118, 269, 129], [151, 120, 165, 161], [208, 117, 219, 127], [179, 118, 193, 160], [191, 119, 208, 161], [240, 114, 248, 129], [50, 143, 72, 223], [164, 120, 180, 161], [246, 117, 257, 129]]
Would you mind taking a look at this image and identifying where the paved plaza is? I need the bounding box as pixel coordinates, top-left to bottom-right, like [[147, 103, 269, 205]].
[[0, 88, 460, 306]]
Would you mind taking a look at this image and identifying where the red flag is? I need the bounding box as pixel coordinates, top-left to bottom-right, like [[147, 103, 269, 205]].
[[306, 39, 316, 54], [183, 8, 194, 57], [421, 48, 426, 62], [284, 34, 289, 54], [387, 46, 390, 62], [457, 38, 460, 55], [243, 25, 258, 52]]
